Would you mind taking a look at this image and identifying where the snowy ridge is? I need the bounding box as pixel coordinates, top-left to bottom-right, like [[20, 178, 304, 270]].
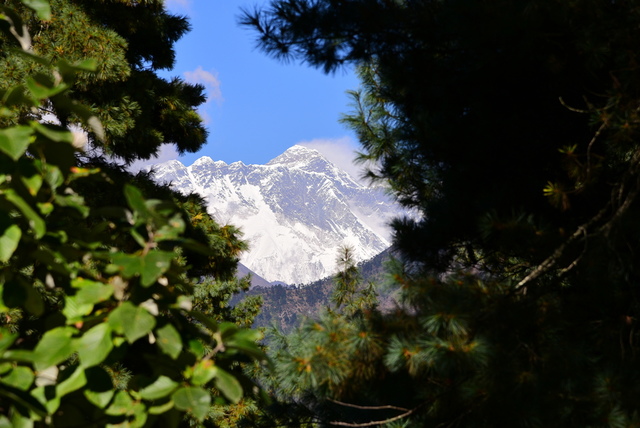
[[149, 145, 403, 285]]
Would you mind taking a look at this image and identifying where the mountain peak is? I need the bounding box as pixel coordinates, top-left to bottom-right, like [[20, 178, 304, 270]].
[[191, 156, 217, 167], [149, 144, 403, 285], [266, 145, 323, 167]]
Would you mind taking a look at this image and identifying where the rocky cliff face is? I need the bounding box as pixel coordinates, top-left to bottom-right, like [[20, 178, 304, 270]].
[[149, 145, 403, 285]]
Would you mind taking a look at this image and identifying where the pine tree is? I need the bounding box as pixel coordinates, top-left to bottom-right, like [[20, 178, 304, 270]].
[[244, 1, 640, 426], [0, 0, 207, 163]]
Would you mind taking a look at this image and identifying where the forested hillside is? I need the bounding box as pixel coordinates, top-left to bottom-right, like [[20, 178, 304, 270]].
[[245, 248, 395, 332]]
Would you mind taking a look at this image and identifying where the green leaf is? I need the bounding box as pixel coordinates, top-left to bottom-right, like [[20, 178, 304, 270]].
[[20, 0, 51, 20], [105, 390, 133, 416], [18, 157, 43, 196], [156, 323, 182, 359], [148, 399, 174, 415], [140, 251, 173, 286], [25, 77, 69, 100], [1, 85, 33, 109], [32, 122, 73, 143], [83, 367, 115, 409], [77, 323, 113, 368], [0, 223, 20, 262], [32, 327, 76, 371], [0, 383, 47, 418], [0, 126, 33, 160], [110, 254, 142, 280], [130, 400, 149, 428], [42, 164, 63, 191], [172, 386, 211, 421], [10, 49, 50, 68], [31, 385, 60, 414], [140, 376, 179, 401], [0, 415, 11, 428], [61, 295, 93, 323], [155, 213, 185, 241], [109, 302, 156, 343], [10, 411, 34, 428], [72, 278, 114, 305], [188, 339, 205, 357], [4, 189, 45, 238], [214, 368, 243, 404], [190, 360, 217, 387], [37, 202, 53, 215], [85, 388, 114, 410], [124, 185, 149, 219], [3, 350, 34, 364], [187, 311, 218, 332], [56, 365, 87, 397], [54, 192, 89, 217], [112, 251, 173, 287], [57, 59, 98, 79], [225, 328, 266, 360], [0, 366, 34, 391]]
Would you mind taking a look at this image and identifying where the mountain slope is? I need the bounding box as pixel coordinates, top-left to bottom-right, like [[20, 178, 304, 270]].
[[150, 145, 403, 285]]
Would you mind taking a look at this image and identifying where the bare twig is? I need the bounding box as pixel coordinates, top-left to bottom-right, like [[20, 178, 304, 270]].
[[516, 203, 610, 292], [328, 398, 410, 412], [330, 405, 419, 427], [557, 227, 589, 276], [600, 164, 640, 237], [558, 96, 589, 114], [586, 121, 607, 181]]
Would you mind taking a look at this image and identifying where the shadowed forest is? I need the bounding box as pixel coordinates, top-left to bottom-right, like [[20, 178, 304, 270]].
[[2, 0, 640, 427]]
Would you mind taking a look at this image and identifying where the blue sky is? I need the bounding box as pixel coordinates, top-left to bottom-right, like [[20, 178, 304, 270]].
[[132, 0, 363, 177]]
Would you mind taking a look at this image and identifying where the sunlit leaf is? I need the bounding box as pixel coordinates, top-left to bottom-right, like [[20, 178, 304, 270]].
[[32, 327, 76, 371], [32, 122, 73, 143], [124, 185, 148, 219], [172, 386, 211, 421], [105, 390, 133, 416], [0, 366, 34, 391], [83, 367, 115, 409], [0, 126, 32, 160], [0, 329, 15, 356], [20, 0, 51, 20], [139, 375, 178, 401], [190, 360, 217, 386], [214, 367, 243, 404], [4, 189, 45, 238], [56, 365, 87, 398], [77, 323, 113, 368], [0, 223, 20, 263], [109, 301, 156, 343], [25, 77, 68, 100], [156, 323, 182, 359]]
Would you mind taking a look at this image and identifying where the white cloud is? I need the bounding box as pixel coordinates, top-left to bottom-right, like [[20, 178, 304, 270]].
[[127, 144, 181, 173], [164, 0, 191, 12], [184, 66, 223, 104], [183, 66, 222, 125], [298, 137, 367, 182]]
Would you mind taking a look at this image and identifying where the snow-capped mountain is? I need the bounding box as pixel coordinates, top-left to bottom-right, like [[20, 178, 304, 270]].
[[149, 145, 403, 285]]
